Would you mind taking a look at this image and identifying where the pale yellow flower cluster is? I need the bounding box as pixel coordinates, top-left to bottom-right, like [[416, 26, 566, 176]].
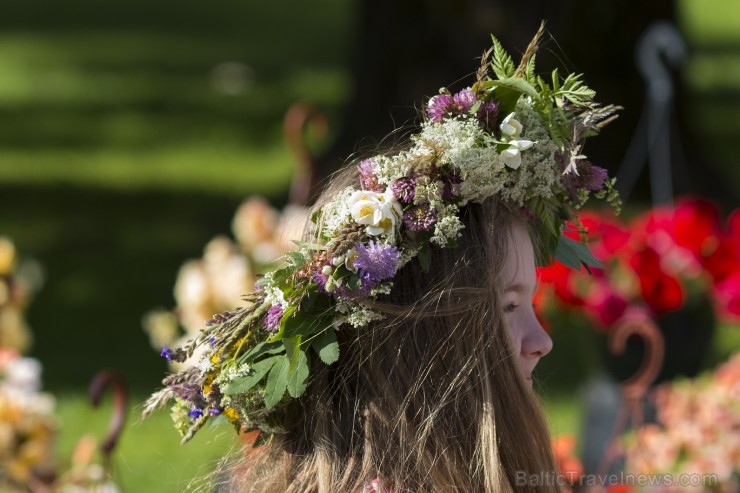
[[143, 197, 309, 366], [0, 237, 43, 353], [0, 349, 56, 489]]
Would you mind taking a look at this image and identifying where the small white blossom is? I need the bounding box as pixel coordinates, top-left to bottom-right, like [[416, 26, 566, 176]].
[[501, 147, 522, 169], [319, 187, 355, 241], [344, 247, 359, 273], [198, 358, 214, 374], [500, 113, 523, 137], [431, 211, 465, 247], [214, 362, 251, 386], [562, 144, 586, 176], [372, 155, 410, 186], [331, 255, 345, 266], [347, 189, 403, 237]]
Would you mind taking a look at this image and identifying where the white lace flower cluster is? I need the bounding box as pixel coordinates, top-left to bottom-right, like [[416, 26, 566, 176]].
[[318, 99, 562, 254]]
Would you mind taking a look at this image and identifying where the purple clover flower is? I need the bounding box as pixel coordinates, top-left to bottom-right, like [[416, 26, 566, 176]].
[[313, 266, 331, 294], [583, 164, 609, 191], [558, 151, 609, 200], [358, 159, 384, 192], [477, 100, 500, 130], [263, 304, 283, 332], [208, 408, 221, 416], [427, 94, 455, 123], [453, 89, 477, 113], [403, 206, 437, 232], [352, 241, 400, 284], [391, 177, 416, 203]]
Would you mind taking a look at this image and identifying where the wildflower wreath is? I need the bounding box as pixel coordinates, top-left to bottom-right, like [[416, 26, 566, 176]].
[[145, 24, 621, 443]]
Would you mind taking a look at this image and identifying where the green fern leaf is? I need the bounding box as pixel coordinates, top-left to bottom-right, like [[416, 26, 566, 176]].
[[490, 35, 516, 79]]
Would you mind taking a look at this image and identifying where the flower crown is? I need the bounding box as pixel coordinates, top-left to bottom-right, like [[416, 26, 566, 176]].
[[144, 25, 620, 443]]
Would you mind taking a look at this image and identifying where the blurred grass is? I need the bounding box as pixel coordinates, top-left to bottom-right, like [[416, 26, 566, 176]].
[[0, 0, 353, 194], [56, 393, 239, 492], [679, 0, 740, 188], [0, 0, 355, 393]]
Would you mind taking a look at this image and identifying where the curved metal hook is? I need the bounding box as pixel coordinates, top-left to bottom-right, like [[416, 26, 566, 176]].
[[597, 312, 666, 476], [283, 102, 329, 206], [637, 21, 687, 102], [618, 21, 687, 204], [89, 370, 128, 469], [608, 312, 665, 401]]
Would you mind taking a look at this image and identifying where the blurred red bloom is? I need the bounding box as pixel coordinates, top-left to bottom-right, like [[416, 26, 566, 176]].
[[536, 197, 740, 329], [630, 247, 685, 315]]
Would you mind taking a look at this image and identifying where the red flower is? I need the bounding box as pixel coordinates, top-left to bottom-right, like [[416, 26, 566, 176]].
[[630, 247, 684, 315], [583, 279, 629, 329], [672, 197, 722, 258], [702, 234, 740, 285], [716, 272, 740, 319], [579, 210, 630, 259]]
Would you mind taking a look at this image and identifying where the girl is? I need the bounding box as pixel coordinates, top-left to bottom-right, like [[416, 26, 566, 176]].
[[146, 25, 619, 492]]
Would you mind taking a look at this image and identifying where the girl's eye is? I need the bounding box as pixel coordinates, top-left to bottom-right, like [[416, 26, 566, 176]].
[[504, 302, 518, 313]]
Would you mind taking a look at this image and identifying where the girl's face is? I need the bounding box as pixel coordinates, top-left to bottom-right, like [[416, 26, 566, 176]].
[[502, 223, 553, 387]]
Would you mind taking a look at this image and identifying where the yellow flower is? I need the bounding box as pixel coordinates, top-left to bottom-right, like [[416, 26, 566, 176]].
[[223, 407, 241, 422], [0, 237, 16, 275]]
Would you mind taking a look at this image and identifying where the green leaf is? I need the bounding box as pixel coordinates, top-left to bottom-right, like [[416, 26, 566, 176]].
[[489, 77, 540, 100], [554, 234, 604, 271], [417, 243, 432, 273], [525, 53, 537, 83], [485, 83, 521, 119], [264, 356, 290, 408], [284, 312, 332, 339], [268, 304, 296, 342], [490, 34, 516, 79], [284, 250, 307, 268], [551, 68, 560, 94], [287, 350, 309, 398], [311, 328, 339, 365], [291, 240, 327, 251], [207, 414, 229, 429], [347, 274, 361, 291], [300, 292, 332, 316], [223, 355, 281, 395], [238, 341, 283, 364], [556, 73, 595, 106], [269, 266, 293, 286], [283, 336, 301, 371]]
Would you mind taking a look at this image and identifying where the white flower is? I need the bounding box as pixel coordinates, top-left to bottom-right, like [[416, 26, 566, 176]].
[[510, 139, 534, 150], [500, 113, 523, 137], [344, 247, 359, 273], [500, 140, 534, 169], [347, 189, 402, 237], [562, 144, 586, 176]]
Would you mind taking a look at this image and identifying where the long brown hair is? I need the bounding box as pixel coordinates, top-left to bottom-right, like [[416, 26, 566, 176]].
[[224, 163, 562, 493]]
